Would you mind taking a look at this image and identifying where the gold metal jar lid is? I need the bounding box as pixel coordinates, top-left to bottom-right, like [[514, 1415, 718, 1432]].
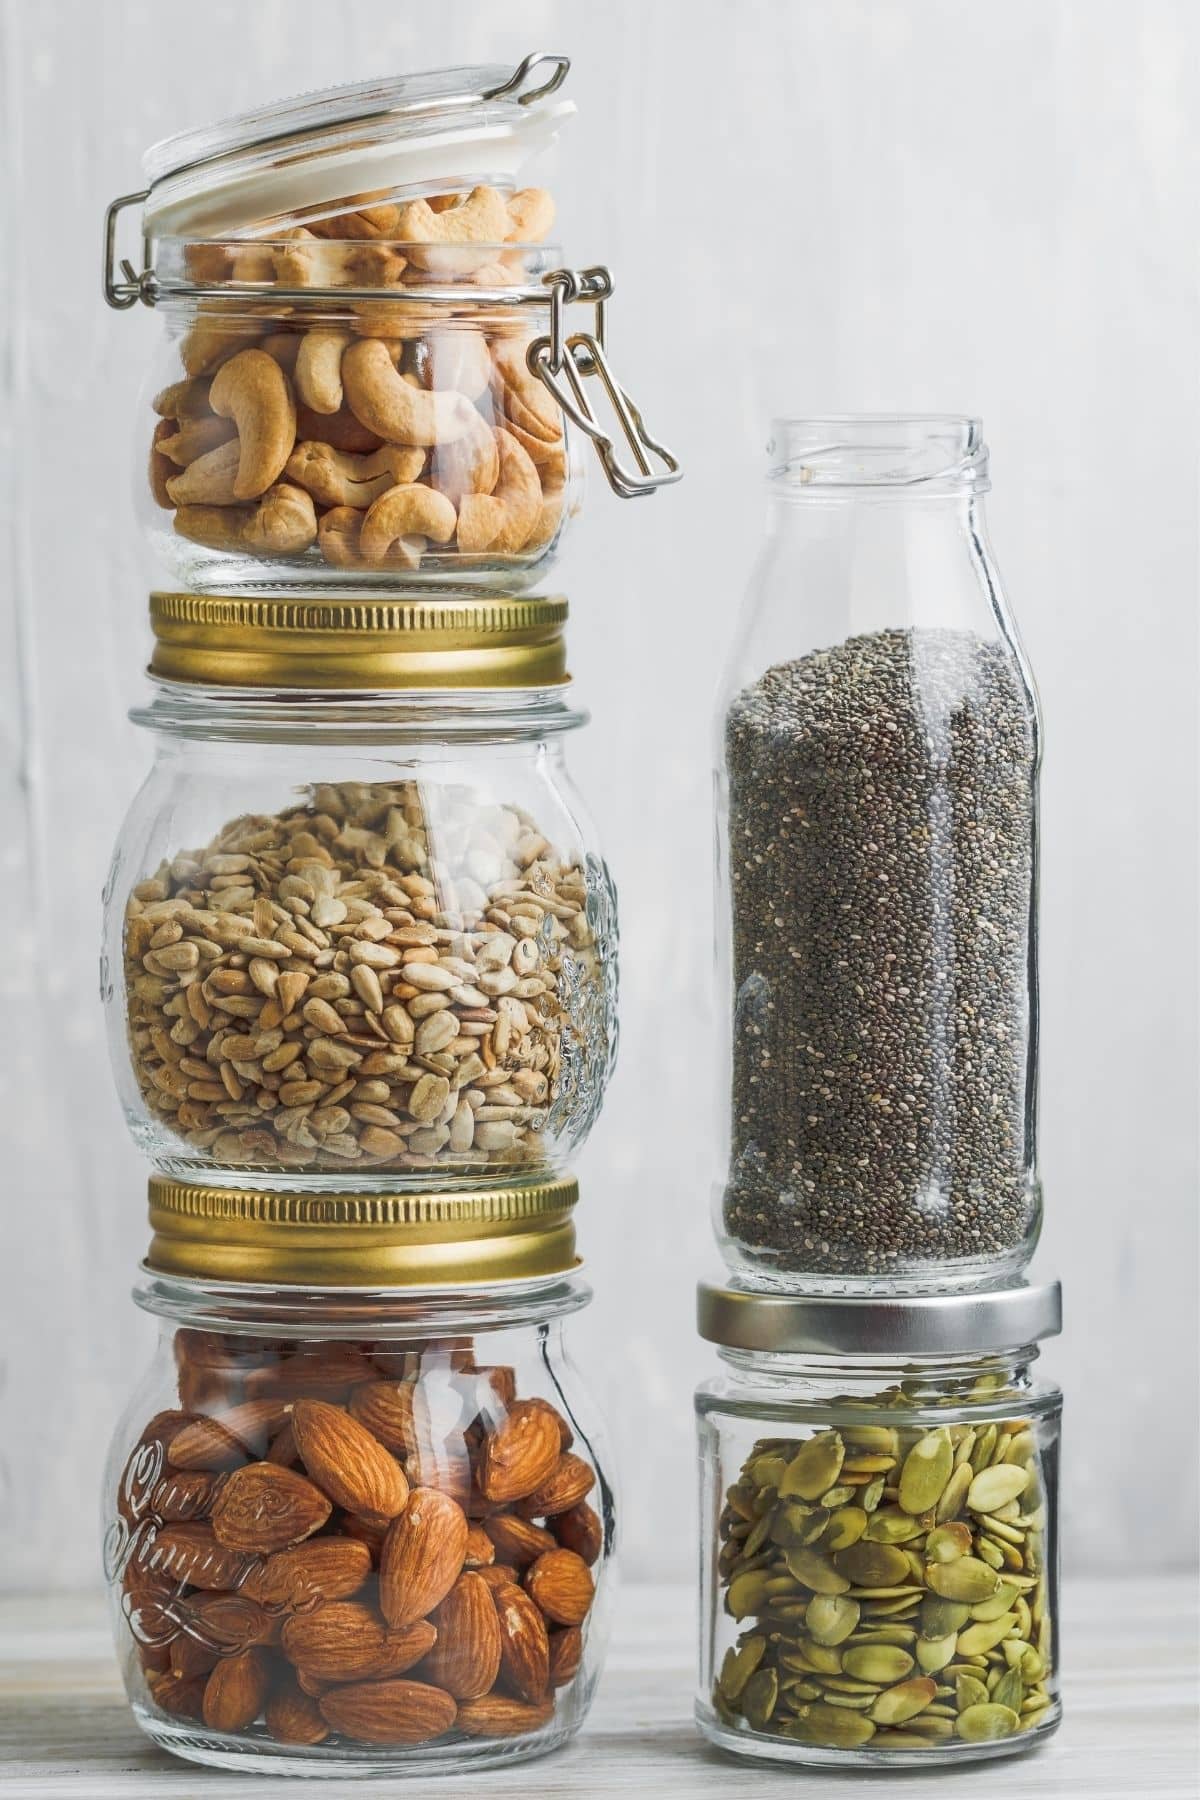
[[147, 1175, 578, 1286], [148, 592, 569, 690]]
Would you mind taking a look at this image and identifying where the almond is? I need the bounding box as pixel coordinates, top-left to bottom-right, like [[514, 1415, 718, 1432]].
[[246, 1346, 375, 1401], [548, 1624, 584, 1688], [379, 1488, 469, 1628], [169, 1633, 219, 1681], [211, 1462, 332, 1553], [493, 1580, 550, 1702], [463, 1523, 496, 1567], [551, 1501, 604, 1567], [514, 1453, 596, 1521], [202, 1646, 271, 1731], [192, 1591, 276, 1652], [241, 1537, 372, 1610], [281, 1601, 436, 1683], [476, 1563, 519, 1592], [149, 1669, 206, 1721], [524, 1549, 594, 1626], [266, 1422, 300, 1467], [419, 1572, 502, 1700], [291, 1398, 408, 1525], [151, 1468, 226, 1523], [148, 1523, 251, 1590], [455, 1693, 555, 1738], [264, 1679, 329, 1746], [319, 1677, 457, 1745], [347, 1380, 422, 1456], [168, 1399, 293, 1471], [479, 1401, 561, 1503], [483, 1513, 556, 1569]]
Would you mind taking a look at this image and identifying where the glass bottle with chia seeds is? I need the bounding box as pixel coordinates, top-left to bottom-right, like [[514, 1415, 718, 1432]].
[[715, 418, 1042, 1293]]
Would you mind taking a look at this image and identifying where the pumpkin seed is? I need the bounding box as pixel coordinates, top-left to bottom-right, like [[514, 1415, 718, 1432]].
[[955, 1702, 1019, 1742], [920, 1596, 970, 1636], [843, 1644, 915, 1684], [967, 1463, 1028, 1513], [935, 1463, 974, 1523], [820, 1506, 869, 1552], [926, 1522, 972, 1563], [781, 1704, 876, 1748], [819, 1691, 878, 1712], [976, 1536, 1006, 1571], [970, 1581, 1021, 1622], [742, 1666, 779, 1730], [806, 1594, 861, 1646], [728, 1570, 773, 1618], [992, 1666, 1024, 1713], [969, 1425, 999, 1474], [955, 1673, 990, 1712], [842, 1427, 900, 1455], [926, 1557, 1000, 1603], [770, 1502, 829, 1548], [870, 1677, 937, 1725], [915, 1631, 958, 1673], [957, 1613, 1018, 1656], [864, 1505, 926, 1544], [785, 1547, 851, 1594], [898, 1427, 954, 1515], [860, 1475, 887, 1513], [779, 1432, 845, 1501], [795, 1641, 846, 1675], [718, 1634, 766, 1702], [834, 1541, 912, 1587]]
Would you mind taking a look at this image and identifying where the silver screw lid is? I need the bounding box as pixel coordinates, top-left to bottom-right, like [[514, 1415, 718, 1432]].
[[697, 1281, 1062, 1356]]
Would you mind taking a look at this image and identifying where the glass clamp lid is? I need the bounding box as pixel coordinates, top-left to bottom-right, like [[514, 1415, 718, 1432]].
[[103, 53, 680, 500], [697, 1282, 1063, 1356]]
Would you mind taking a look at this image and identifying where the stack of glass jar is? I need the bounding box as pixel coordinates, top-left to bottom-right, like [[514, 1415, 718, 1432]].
[[98, 55, 677, 1777], [697, 417, 1064, 1768]]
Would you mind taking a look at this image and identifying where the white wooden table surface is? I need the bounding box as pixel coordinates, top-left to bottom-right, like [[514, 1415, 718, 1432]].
[[0, 1579, 1194, 1797]]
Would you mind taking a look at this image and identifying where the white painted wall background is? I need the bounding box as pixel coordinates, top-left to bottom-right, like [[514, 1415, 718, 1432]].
[[0, 0, 1195, 1590]]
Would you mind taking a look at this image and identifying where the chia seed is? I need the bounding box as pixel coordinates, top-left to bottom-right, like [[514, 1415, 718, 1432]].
[[723, 626, 1039, 1283]]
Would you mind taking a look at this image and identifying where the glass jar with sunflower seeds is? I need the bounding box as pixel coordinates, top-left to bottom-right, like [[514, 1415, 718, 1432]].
[[696, 1283, 1061, 1768], [102, 595, 617, 1189]]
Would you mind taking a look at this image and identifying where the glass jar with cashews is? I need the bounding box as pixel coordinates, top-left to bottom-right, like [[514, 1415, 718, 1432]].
[[104, 55, 680, 593]]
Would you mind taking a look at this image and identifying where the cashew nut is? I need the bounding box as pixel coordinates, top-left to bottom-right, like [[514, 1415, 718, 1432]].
[[503, 408, 566, 469], [158, 415, 237, 467], [153, 377, 215, 421], [456, 429, 542, 554], [165, 437, 242, 504], [429, 405, 500, 506], [359, 484, 458, 567], [340, 244, 408, 288], [260, 331, 303, 373], [396, 185, 510, 276], [209, 349, 297, 499], [505, 188, 555, 244], [272, 228, 346, 289], [491, 340, 562, 443], [174, 483, 317, 556], [310, 202, 401, 241], [294, 330, 351, 414], [149, 420, 176, 509], [412, 329, 491, 401], [295, 398, 381, 454], [317, 506, 367, 567], [179, 317, 257, 379], [285, 441, 426, 508], [342, 339, 477, 446]]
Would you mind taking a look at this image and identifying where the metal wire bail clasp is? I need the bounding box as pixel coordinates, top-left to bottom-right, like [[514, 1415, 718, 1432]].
[[103, 190, 156, 310], [528, 268, 681, 499]]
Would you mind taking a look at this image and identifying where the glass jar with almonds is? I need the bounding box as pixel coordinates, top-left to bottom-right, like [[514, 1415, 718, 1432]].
[[696, 1284, 1062, 1769], [105, 55, 679, 592], [104, 1264, 612, 1775], [102, 597, 617, 1189]]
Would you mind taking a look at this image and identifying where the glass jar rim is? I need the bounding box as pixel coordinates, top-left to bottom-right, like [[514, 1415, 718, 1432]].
[[767, 414, 989, 493], [129, 678, 587, 743], [133, 1265, 591, 1337]]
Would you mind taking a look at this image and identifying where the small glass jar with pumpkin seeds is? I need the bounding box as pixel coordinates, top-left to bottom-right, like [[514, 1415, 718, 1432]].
[[695, 1283, 1061, 1768]]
